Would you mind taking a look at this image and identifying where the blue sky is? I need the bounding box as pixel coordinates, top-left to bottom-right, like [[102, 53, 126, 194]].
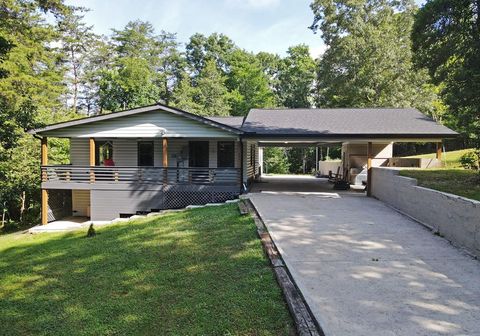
[[67, 0, 425, 58]]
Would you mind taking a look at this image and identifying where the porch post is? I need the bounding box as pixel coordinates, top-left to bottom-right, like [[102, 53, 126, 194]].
[[367, 142, 373, 197], [436, 142, 442, 161], [41, 137, 48, 225], [162, 138, 168, 167], [89, 137, 95, 183], [162, 138, 168, 184]]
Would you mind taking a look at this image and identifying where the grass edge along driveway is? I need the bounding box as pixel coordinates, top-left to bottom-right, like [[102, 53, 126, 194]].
[[400, 169, 480, 201], [0, 204, 294, 336]]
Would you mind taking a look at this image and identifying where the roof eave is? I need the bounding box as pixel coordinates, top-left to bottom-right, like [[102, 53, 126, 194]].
[[28, 103, 244, 136], [241, 132, 459, 139]]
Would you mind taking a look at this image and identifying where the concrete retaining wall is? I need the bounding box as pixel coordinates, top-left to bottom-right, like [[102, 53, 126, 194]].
[[372, 167, 480, 258]]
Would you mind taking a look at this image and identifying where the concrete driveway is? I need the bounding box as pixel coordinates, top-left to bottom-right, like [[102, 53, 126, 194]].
[[249, 191, 480, 336]]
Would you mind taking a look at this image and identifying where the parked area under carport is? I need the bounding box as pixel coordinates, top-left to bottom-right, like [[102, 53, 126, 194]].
[[250, 174, 365, 193], [248, 191, 480, 336]]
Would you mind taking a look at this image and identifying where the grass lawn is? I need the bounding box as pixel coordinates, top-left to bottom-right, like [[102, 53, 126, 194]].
[[405, 148, 474, 168], [400, 169, 480, 201], [0, 204, 294, 335]]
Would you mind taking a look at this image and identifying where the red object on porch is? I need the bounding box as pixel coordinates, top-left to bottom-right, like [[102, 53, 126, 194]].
[[103, 158, 115, 166]]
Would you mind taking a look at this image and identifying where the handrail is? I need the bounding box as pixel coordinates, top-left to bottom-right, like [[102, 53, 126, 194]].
[[41, 166, 241, 185]]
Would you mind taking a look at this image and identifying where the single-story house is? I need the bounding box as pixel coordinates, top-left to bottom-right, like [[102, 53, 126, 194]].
[[29, 103, 457, 223]]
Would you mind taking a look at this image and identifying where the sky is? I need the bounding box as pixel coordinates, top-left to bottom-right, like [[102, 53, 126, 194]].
[[67, 0, 425, 59]]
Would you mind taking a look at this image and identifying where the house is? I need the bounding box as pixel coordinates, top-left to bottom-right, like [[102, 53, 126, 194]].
[[30, 103, 457, 224]]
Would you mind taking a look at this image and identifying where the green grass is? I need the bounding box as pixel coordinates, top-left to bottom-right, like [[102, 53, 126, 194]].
[[0, 204, 294, 336], [400, 169, 480, 201], [405, 148, 474, 168]]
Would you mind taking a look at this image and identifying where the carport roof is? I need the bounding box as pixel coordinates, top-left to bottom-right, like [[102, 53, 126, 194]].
[[240, 108, 458, 138]]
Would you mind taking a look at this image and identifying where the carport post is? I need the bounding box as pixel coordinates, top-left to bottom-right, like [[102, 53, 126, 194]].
[[436, 142, 442, 161], [41, 137, 48, 225], [367, 142, 372, 197]]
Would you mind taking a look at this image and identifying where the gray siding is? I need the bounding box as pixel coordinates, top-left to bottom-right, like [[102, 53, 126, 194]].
[[91, 189, 163, 220], [90, 185, 239, 221], [70, 139, 89, 165], [69, 138, 241, 168], [113, 139, 137, 166], [242, 140, 259, 183], [44, 109, 238, 138]]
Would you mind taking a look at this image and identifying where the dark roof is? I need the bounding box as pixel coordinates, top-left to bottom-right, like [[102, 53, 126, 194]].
[[242, 108, 458, 138], [206, 116, 245, 129], [29, 103, 243, 135]]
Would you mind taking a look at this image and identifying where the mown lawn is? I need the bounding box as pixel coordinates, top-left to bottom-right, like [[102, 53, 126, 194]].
[[405, 148, 474, 168], [400, 169, 480, 201], [0, 204, 294, 336]]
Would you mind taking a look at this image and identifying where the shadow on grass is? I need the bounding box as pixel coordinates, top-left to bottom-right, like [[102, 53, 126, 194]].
[[0, 204, 294, 336]]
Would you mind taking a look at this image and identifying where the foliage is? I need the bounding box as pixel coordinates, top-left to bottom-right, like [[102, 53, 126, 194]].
[[310, 0, 438, 115], [412, 0, 480, 148], [0, 205, 294, 334], [0, 0, 74, 229], [263, 147, 290, 174], [459, 151, 479, 170], [96, 21, 181, 112], [226, 50, 275, 115], [174, 59, 231, 116], [277, 45, 316, 108], [405, 148, 475, 168]]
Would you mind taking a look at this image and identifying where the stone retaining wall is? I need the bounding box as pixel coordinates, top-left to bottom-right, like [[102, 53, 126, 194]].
[[372, 167, 480, 258]]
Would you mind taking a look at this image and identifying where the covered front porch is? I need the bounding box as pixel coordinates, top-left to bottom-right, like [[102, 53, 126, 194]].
[[39, 136, 243, 223]]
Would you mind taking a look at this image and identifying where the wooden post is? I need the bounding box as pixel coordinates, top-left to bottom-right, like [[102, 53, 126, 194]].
[[436, 142, 442, 160], [89, 138, 95, 183], [367, 142, 373, 197], [41, 137, 48, 225], [41, 189, 48, 225], [162, 138, 168, 184], [41, 137, 48, 182]]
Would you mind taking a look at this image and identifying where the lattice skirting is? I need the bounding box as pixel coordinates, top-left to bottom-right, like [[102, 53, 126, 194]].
[[47, 189, 72, 222], [163, 185, 239, 209]]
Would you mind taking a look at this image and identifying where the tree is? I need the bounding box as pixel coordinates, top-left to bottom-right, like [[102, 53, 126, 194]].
[[263, 147, 290, 174], [185, 33, 236, 76], [412, 0, 480, 147], [277, 45, 316, 108], [310, 0, 437, 114], [256, 51, 282, 104], [57, 7, 97, 113], [174, 59, 231, 116], [226, 50, 275, 115], [0, 0, 74, 228], [97, 21, 182, 112]]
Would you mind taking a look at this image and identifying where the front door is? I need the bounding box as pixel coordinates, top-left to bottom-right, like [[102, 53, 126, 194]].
[[189, 141, 209, 167]]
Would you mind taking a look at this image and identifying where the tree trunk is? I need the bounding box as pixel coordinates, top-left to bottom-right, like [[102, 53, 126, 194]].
[[19, 191, 26, 223], [71, 47, 78, 113]]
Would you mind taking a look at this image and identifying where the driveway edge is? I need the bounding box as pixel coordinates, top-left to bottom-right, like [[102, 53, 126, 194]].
[[243, 199, 325, 336]]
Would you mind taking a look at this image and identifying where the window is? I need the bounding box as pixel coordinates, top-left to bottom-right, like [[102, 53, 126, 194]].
[[217, 141, 235, 168], [137, 141, 154, 166], [95, 141, 113, 165]]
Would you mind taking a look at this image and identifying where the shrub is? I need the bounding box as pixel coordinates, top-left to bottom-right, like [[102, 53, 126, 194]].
[[460, 151, 479, 170]]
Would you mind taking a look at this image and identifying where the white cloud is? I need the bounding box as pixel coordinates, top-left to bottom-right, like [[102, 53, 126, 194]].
[[226, 0, 280, 9], [309, 44, 327, 59]]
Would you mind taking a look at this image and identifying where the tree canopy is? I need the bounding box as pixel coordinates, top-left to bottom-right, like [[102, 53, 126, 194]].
[[412, 0, 480, 146]]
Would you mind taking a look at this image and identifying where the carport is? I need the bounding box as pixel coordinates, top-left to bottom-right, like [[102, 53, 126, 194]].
[[240, 108, 457, 194]]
